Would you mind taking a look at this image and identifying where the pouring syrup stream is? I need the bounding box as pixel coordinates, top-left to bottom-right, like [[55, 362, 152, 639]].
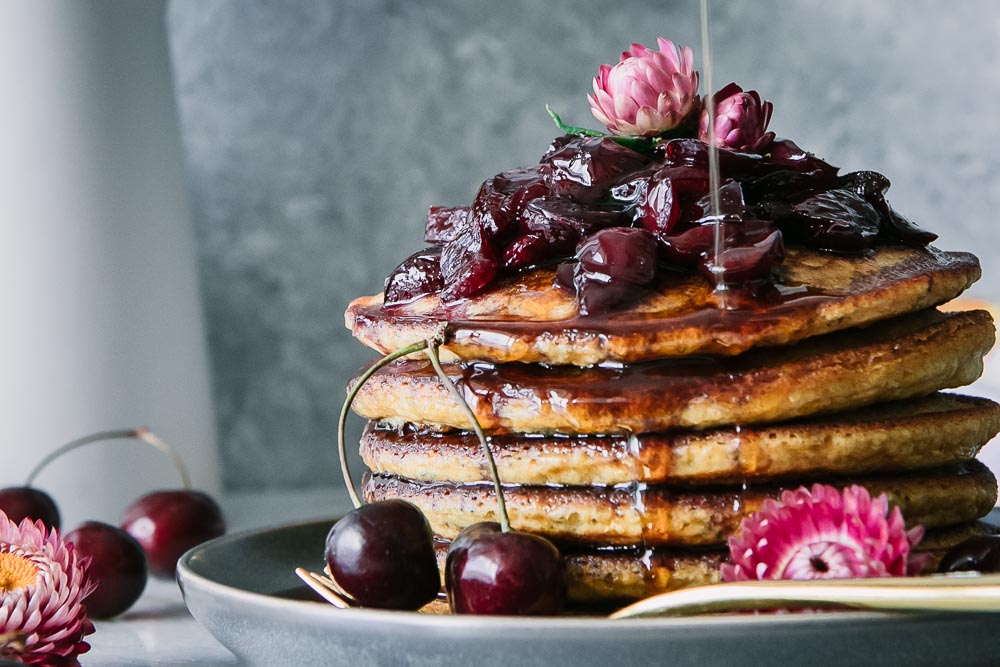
[[700, 0, 727, 304]]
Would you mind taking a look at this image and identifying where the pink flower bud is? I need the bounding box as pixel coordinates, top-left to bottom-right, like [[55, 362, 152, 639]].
[[588, 38, 700, 138], [699, 82, 775, 152]]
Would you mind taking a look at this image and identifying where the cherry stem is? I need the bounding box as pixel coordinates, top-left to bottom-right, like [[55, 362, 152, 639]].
[[424, 339, 510, 534], [338, 339, 434, 509], [25, 428, 191, 489]]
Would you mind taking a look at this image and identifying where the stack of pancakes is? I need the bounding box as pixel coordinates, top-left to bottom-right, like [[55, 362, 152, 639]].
[[345, 245, 999, 605]]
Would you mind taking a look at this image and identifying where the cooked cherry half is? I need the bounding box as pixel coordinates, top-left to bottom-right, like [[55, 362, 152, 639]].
[[120, 490, 225, 578], [66, 521, 147, 618], [0, 487, 60, 530], [384, 247, 443, 307], [445, 521, 565, 615], [324, 499, 439, 610]]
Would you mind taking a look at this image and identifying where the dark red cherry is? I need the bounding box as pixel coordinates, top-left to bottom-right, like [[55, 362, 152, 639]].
[[425, 206, 470, 244], [835, 170, 890, 200], [937, 535, 1000, 574], [120, 490, 225, 578], [383, 247, 443, 306], [502, 198, 632, 270], [0, 487, 60, 530], [324, 499, 439, 609], [694, 179, 746, 218], [703, 227, 785, 284], [539, 135, 650, 201], [446, 521, 565, 615], [565, 228, 657, 316], [639, 166, 710, 234], [65, 521, 147, 618], [780, 188, 881, 252], [878, 203, 937, 245]]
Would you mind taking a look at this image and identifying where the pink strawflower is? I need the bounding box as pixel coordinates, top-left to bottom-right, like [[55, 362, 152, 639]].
[[0, 513, 95, 666], [722, 484, 929, 582], [588, 37, 700, 137], [699, 82, 775, 152]]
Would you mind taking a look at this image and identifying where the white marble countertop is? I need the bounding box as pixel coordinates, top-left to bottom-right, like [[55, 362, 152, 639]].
[[86, 486, 354, 666]]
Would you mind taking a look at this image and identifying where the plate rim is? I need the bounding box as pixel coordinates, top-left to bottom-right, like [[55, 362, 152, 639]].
[[177, 516, 947, 631]]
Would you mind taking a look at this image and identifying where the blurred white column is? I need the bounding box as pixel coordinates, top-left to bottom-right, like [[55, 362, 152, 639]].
[[0, 1, 220, 528]]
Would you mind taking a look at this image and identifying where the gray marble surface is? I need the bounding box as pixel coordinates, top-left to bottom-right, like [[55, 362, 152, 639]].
[[166, 0, 1000, 489]]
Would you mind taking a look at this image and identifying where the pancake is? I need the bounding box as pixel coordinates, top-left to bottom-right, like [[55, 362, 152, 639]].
[[347, 245, 980, 365], [361, 394, 1000, 485], [364, 461, 998, 547], [430, 521, 999, 604], [350, 309, 995, 434]]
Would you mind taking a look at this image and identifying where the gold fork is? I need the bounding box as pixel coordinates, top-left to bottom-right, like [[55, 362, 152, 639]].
[[610, 573, 1000, 619]]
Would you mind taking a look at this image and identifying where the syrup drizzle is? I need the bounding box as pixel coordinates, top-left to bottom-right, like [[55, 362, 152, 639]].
[[700, 0, 727, 304]]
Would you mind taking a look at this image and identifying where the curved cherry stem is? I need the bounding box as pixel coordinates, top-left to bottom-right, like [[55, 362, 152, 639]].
[[425, 340, 510, 533], [337, 339, 433, 509], [25, 427, 191, 489]]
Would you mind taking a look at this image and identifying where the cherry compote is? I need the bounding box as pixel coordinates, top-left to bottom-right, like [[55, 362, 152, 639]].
[[559, 227, 657, 315], [391, 127, 934, 313], [445, 521, 565, 615], [324, 499, 439, 610]]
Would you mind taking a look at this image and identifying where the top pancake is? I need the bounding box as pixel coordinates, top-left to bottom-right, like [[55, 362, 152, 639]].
[[347, 245, 980, 365]]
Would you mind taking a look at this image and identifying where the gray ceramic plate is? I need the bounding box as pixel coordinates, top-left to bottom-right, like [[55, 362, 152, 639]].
[[178, 516, 1000, 667]]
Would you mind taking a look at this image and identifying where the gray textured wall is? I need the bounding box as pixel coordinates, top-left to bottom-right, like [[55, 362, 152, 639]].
[[167, 0, 1000, 490]]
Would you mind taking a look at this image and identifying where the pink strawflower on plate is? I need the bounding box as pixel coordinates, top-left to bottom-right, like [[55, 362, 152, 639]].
[[699, 82, 775, 152], [722, 484, 929, 582], [0, 512, 95, 666], [588, 37, 700, 137]]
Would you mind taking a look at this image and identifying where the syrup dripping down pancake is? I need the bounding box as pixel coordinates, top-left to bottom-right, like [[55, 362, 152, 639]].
[[360, 394, 1000, 486], [429, 521, 999, 604], [364, 461, 998, 547], [347, 245, 980, 366], [350, 309, 994, 435]]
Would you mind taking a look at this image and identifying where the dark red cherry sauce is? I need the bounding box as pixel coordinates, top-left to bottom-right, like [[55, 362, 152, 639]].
[[382, 134, 936, 316]]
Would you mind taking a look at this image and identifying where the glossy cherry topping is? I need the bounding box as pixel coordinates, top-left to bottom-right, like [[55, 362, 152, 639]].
[[384, 130, 936, 315]]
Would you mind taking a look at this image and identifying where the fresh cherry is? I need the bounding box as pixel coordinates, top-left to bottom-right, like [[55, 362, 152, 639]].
[[937, 535, 1000, 574], [121, 490, 225, 578], [65, 521, 147, 618], [324, 499, 439, 609], [446, 521, 565, 615], [0, 487, 60, 530]]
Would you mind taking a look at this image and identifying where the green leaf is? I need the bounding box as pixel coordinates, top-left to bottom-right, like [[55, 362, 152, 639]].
[[611, 136, 655, 153], [545, 104, 604, 137]]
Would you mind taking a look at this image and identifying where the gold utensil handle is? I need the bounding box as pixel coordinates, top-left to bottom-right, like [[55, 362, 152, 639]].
[[611, 574, 1000, 619]]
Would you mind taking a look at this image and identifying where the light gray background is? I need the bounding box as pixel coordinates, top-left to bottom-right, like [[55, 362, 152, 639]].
[[166, 0, 1000, 490]]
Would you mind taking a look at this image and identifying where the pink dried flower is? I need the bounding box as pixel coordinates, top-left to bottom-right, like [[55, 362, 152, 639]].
[[722, 484, 928, 582], [0, 512, 95, 666], [699, 82, 775, 152], [588, 37, 700, 137]]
